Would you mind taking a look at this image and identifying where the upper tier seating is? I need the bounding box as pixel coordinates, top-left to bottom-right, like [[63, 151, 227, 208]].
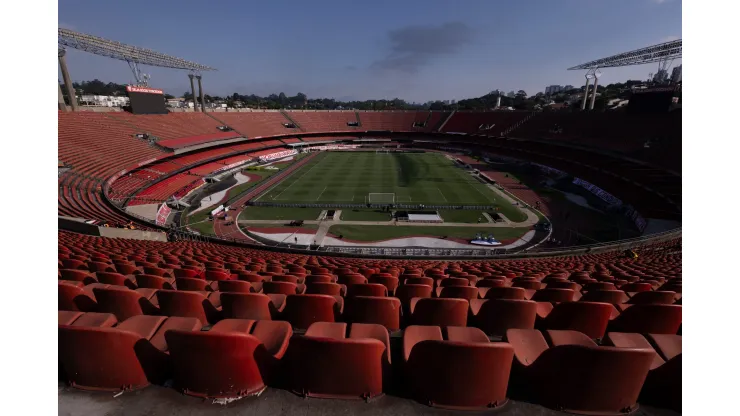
[[286, 111, 359, 132], [441, 111, 532, 136], [358, 111, 417, 131], [211, 112, 294, 138]]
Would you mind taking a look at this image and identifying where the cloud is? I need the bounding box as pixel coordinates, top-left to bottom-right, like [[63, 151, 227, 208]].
[[371, 22, 474, 73]]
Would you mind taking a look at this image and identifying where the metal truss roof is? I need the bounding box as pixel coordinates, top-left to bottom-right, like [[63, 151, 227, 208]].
[[58, 28, 216, 72], [568, 40, 681, 70]]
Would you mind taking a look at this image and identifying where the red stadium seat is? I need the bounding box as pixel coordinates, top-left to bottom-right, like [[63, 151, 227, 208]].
[[505, 329, 654, 414], [403, 326, 513, 409], [286, 322, 390, 399]]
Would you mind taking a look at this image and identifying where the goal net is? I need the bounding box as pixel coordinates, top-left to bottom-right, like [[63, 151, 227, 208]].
[[367, 193, 395, 204]]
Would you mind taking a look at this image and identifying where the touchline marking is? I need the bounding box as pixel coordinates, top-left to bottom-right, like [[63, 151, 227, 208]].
[[316, 186, 328, 201], [270, 154, 325, 201], [436, 187, 449, 202]]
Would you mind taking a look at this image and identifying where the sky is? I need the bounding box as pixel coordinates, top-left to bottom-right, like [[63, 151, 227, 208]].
[[58, 0, 682, 103]]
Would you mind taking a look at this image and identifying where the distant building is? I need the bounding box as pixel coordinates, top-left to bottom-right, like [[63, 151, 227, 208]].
[[166, 97, 185, 108], [564, 85, 575, 91], [545, 85, 563, 95], [79, 94, 129, 107], [671, 65, 682, 83]]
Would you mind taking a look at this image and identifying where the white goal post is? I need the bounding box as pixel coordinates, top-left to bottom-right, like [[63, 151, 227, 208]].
[[367, 193, 396, 204]]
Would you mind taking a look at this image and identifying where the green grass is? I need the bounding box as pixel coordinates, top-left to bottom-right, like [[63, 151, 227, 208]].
[[438, 210, 487, 223], [254, 152, 515, 207], [241, 223, 320, 230], [240, 206, 324, 221], [340, 209, 395, 221], [328, 225, 530, 242], [188, 218, 215, 235]]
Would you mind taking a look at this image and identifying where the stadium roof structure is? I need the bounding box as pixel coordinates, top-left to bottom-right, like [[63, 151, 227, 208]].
[[58, 28, 216, 75], [568, 39, 682, 70]]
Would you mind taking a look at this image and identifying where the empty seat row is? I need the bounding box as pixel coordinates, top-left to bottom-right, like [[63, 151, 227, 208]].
[[60, 283, 682, 336], [59, 311, 681, 413]]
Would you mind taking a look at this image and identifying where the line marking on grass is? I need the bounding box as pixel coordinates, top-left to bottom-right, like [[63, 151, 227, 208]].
[[436, 187, 449, 203], [316, 186, 328, 201], [270, 155, 325, 201]]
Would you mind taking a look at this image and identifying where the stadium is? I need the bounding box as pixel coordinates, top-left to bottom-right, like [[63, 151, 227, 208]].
[[56, 11, 682, 416]]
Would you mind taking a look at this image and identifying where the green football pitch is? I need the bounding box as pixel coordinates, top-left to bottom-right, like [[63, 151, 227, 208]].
[[254, 151, 504, 206]]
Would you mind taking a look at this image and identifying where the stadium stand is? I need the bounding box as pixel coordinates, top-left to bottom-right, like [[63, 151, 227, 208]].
[[358, 111, 417, 130], [58, 230, 681, 409], [211, 112, 295, 138], [441, 111, 532, 136], [106, 112, 227, 142], [286, 111, 359, 132]]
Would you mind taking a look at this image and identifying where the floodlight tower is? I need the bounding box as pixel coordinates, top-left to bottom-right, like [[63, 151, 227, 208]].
[[188, 74, 198, 111], [589, 69, 602, 110], [580, 70, 594, 110], [196, 74, 206, 113], [58, 48, 78, 111]]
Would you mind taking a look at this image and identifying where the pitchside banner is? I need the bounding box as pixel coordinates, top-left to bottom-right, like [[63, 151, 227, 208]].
[[126, 85, 167, 115], [259, 149, 298, 162], [156, 204, 172, 226]]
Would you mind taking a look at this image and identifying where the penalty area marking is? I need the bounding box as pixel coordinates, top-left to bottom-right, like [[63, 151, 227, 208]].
[[436, 187, 448, 203]]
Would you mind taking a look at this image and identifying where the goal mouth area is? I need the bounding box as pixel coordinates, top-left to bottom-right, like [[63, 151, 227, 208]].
[[367, 193, 396, 204]]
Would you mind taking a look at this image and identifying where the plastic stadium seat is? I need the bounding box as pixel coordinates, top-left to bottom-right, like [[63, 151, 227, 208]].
[[582, 282, 616, 292], [280, 294, 342, 329], [305, 274, 336, 284], [579, 290, 629, 304], [156, 290, 222, 324], [476, 279, 506, 288], [346, 283, 388, 298], [403, 326, 514, 409], [204, 270, 232, 281], [62, 259, 88, 270], [58, 282, 100, 312], [469, 299, 537, 336], [220, 293, 285, 320], [92, 287, 160, 321], [172, 268, 201, 279], [481, 286, 527, 300], [218, 280, 259, 293], [60, 269, 97, 285], [286, 322, 390, 399], [620, 282, 654, 293], [176, 277, 216, 292], [88, 261, 115, 273], [344, 296, 402, 331], [143, 266, 172, 278], [115, 263, 140, 276], [59, 315, 202, 391], [505, 329, 654, 414], [404, 277, 434, 287], [408, 298, 468, 327], [512, 280, 542, 290], [396, 284, 433, 305], [435, 286, 479, 300], [608, 304, 682, 334], [438, 277, 470, 288], [273, 275, 305, 285], [95, 272, 137, 289], [605, 332, 682, 412], [165, 319, 292, 398], [135, 274, 175, 290], [368, 275, 399, 295], [535, 301, 614, 339], [337, 274, 368, 286], [58, 310, 84, 325], [262, 281, 304, 295], [305, 282, 346, 297], [530, 288, 576, 303], [626, 291, 677, 305]]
